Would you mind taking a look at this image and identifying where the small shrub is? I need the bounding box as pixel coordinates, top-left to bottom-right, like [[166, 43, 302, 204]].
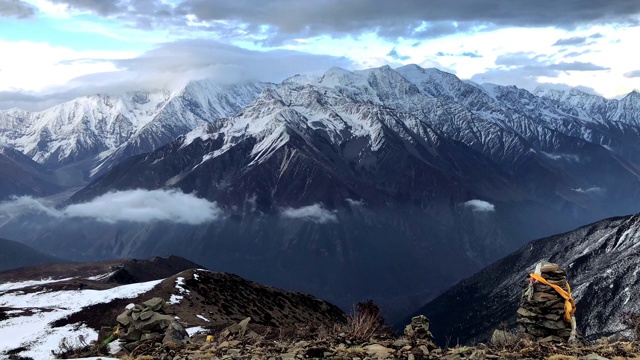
[[345, 300, 392, 341]]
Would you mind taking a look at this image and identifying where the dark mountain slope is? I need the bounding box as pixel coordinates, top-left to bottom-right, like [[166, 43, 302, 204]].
[[0, 237, 63, 271], [413, 213, 640, 345], [0, 146, 62, 199]]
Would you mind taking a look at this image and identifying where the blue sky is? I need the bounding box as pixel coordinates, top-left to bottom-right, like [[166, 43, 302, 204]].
[[0, 0, 639, 110]]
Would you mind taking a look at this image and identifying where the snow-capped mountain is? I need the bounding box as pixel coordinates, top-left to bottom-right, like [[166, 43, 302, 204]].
[[416, 212, 640, 345], [0, 80, 270, 179]]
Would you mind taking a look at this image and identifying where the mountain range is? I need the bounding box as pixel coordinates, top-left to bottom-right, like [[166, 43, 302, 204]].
[[1, 64, 640, 323], [0, 81, 270, 182]]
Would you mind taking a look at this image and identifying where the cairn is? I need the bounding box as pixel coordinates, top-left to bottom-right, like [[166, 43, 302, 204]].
[[404, 315, 437, 350], [517, 261, 577, 342], [112, 297, 189, 351]]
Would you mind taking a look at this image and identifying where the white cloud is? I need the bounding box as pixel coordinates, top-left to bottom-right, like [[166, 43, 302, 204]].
[[345, 198, 365, 207], [0, 196, 62, 218], [0, 189, 222, 224], [280, 203, 338, 223], [572, 187, 605, 194], [464, 199, 496, 212]]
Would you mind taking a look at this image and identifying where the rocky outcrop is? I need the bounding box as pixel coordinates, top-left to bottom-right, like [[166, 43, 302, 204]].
[[114, 297, 189, 352]]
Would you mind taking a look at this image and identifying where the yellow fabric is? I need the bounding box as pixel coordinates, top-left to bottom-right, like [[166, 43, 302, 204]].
[[529, 273, 576, 322]]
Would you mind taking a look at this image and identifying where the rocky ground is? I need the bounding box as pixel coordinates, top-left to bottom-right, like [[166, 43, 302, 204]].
[[53, 311, 640, 360], [56, 326, 640, 360]]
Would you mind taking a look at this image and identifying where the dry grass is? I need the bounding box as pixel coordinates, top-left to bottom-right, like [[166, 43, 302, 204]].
[[345, 300, 392, 342], [547, 355, 578, 360]]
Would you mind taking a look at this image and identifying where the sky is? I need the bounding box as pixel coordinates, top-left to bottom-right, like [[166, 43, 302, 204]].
[[0, 0, 639, 110]]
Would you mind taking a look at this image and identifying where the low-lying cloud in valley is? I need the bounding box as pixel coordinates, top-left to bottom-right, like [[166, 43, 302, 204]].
[[464, 199, 496, 212], [0, 189, 222, 224], [280, 203, 338, 223]]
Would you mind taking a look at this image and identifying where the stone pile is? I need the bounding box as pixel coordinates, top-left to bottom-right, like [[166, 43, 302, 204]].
[[404, 315, 438, 350], [114, 297, 189, 352], [517, 262, 574, 342]]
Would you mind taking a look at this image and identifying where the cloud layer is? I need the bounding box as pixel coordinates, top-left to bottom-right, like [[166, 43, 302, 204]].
[[0, 40, 354, 110], [0, 189, 222, 224], [280, 203, 338, 223], [49, 0, 640, 41]]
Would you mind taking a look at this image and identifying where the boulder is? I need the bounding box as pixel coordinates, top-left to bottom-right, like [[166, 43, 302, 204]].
[[142, 297, 165, 312], [162, 321, 189, 345]]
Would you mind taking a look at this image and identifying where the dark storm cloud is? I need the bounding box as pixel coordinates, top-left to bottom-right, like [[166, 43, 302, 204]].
[[624, 70, 640, 78], [552, 33, 604, 46], [0, 40, 355, 111], [0, 0, 35, 18], [177, 0, 640, 41], [47, 0, 640, 42], [50, 0, 181, 29]]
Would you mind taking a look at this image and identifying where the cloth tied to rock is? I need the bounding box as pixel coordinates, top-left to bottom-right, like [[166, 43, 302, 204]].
[[519, 261, 579, 343], [529, 272, 576, 322]]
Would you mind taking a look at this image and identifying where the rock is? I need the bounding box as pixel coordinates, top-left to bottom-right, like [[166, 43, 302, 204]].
[[490, 330, 517, 346], [238, 316, 251, 336], [392, 339, 411, 348], [539, 335, 565, 343], [140, 309, 154, 321], [580, 354, 610, 360], [364, 344, 395, 358], [116, 310, 131, 326], [134, 313, 175, 331], [143, 297, 166, 311], [162, 321, 189, 344], [123, 328, 142, 342], [141, 332, 161, 341]]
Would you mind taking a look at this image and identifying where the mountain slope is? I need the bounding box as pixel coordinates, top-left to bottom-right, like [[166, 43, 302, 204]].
[[414, 213, 640, 345], [0, 238, 63, 271], [0, 146, 62, 199]]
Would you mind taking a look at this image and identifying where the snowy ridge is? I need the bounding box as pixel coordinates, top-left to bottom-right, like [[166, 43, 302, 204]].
[[0, 80, 271, 177]]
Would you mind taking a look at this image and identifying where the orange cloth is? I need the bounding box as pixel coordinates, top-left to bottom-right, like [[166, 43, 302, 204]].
[[529, 273, 576, 322]]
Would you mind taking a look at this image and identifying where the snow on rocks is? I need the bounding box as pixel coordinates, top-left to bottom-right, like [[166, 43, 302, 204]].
[[0, 277, 162, 359]]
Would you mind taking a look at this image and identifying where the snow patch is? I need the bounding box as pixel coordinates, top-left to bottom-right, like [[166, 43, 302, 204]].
[[0, 279, 162, 359], [186, 326, 207, 336], [196, 314, 211, 322]]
